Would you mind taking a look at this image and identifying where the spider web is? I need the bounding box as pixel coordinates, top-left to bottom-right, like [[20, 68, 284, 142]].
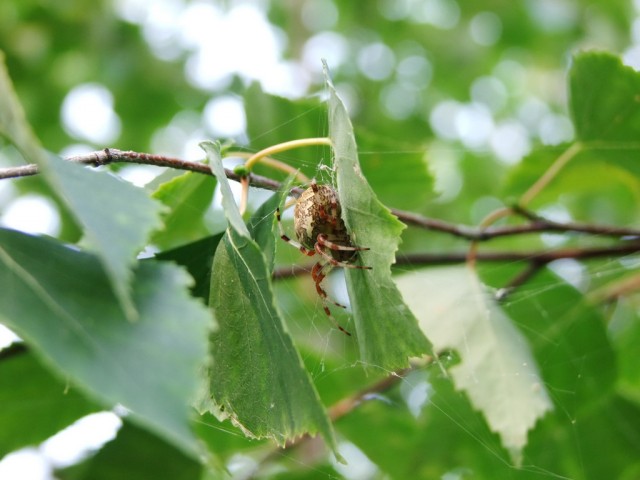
[[3, 102, 634, 480], [199, 102, 635, 479], [211, 90, 640, 477]]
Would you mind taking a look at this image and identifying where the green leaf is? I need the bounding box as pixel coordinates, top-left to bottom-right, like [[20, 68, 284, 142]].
[[395, 265, 553, 463], [609, 299, 640, 403], [243, 83, 329, 181], [155, 234, 224, 303], [567, 51, 640, 180], [0, 228, 212, 458], [1, 57, 165, 320], [356, 130, 436, 211], [0, 54, 82, 241], [247, 174, 296, 273], [570, 51, 640, 143], [60, 422, 203, 480], [42, 155, 165, 321], [201, 142, 249, 236], [505, 52, 640, 210], [485, 266, 616, 412], [324, 63, 432, 369], [0, 52, 48, 166], [0, 346, 100, 456], [200, 142, 339, 457], [337, 368, 508, 478], [151, 170, 216, 250]]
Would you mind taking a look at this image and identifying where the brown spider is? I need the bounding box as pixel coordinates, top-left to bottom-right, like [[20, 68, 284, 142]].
[[276, 179, 371, 336]]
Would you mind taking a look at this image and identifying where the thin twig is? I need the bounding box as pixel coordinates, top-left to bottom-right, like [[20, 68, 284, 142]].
[[3, 148, 639, 240], [0, 164, 39, 179], [399, 244, 640, 264], [495, 261, 546, 301], [326, 368, 410, 422], [242, 367, 412, 480], [391, 208, 640, 240], [272, 243, 640, 280], [0, 148, 288, 192], [467, 207, 514, 268]]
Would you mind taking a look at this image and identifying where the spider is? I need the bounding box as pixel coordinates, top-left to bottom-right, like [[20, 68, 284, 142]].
[[276, 179, 372, 336]]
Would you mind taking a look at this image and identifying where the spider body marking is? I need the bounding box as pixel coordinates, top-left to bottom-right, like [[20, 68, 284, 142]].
[[276, 179, 371, 336]]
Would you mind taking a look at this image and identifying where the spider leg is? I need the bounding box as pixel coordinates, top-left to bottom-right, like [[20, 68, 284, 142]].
[[311, 260, 352, 336], [317, 234, 370, 252], [312, 261, 347, 309], [315, 234, 373, 270], [275, 207, 315, 257]]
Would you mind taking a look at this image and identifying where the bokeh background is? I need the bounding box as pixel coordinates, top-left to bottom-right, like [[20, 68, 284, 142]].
[[2, 0, 637, 237], [1, 1, 639, 478]]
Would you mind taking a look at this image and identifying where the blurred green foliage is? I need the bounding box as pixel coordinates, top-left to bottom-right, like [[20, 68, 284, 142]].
[[2, 1, 640, 479]]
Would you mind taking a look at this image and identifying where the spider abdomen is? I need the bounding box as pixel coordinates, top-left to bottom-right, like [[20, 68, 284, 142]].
[[276, 180, 371, 335], [294, 184, 356, 263]]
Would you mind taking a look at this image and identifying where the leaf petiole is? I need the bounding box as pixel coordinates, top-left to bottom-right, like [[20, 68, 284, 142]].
[[519, 141, 583, 207], [243, 137, 332, 173]]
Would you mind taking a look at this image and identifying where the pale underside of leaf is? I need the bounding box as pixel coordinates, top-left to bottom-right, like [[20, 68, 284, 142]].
[[395, 265, 553, 463], [323, 62, 431, 369]]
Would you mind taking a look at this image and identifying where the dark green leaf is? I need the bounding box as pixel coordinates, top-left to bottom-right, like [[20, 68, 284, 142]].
[[570, 51, 640, 143], [325, 63, 432, 369], [200, 142, 339, 458], [481, 265, 616, 413], [43, 155, 165, 320], [356, 130, 435, 211], [0, 346, 99, 456], [58, 422, 203, 480], [0, 228, 212, 457], [247, 175, 296, 273], [155, 234, 224, 303], [1, 58, 165, 320], [151, 170, 216, 250]]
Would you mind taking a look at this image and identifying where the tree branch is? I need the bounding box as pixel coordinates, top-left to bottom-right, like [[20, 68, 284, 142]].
[[392, 207, 640, 240], [242, 366, 414, 480], [0, 148, 291, 193], [273, 242, 640, 280], [3, 148, 639, 242]]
